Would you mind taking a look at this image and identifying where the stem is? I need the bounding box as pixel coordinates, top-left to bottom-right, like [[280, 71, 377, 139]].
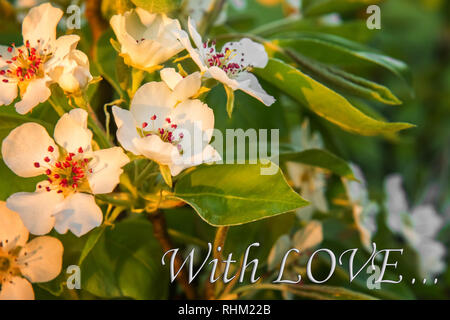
[[135, 161, 157, 186], [205, 226, 229, 299], [198, 0, 226, 36], [85, 0, 108, 57], [147, 210, 196, 299]]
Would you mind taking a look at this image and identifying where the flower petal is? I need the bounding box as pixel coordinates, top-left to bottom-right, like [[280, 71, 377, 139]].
[[54, 193, 102, 237], [384, 174, 409, 234], [0, 201, 29, 252], [172, 71, 201, 102], [0, 80, 18, 106], [17, 236, 63, 283], [1, 122, 58, 177], [225, 38, 268, 68], [22, 3, 63, 48], [131, 81, 175, 126], [411, 205, 443, 239], [133, 135, 176, 165], [54, 109, 93, 153], [88, 147, 130, 194], [112, 106, 141, 155], [169, 144, 221, 176], [160, 67, 183, 90], [14, 78, 51, 114], [0, 277, 34, 300], [6, 189, 63, 236], [234, 72, 275, 106]]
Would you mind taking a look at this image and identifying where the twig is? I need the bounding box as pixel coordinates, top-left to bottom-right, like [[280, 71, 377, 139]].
[[205, 226, 229, 299], [147, 210, 196, 299], [85, 0, 108, 57]]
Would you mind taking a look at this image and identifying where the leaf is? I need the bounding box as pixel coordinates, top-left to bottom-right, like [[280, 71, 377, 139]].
[[276, 33, 412, 89], [292, 220, 323, 251], [302, 0, 383, 17], [159, 164, 173, 188], [172, 162, 309, 226], [80, 218, 168, 300], [224, 85, 235, 118], [253, 58, 415, 136], [295, 284, 378, 300], [78, 226, 107, 265], [130, 0, 180, 13], [280, 148, 355, 179]]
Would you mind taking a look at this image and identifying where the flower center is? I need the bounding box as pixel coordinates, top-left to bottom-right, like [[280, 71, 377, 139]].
[[202, 40, 250, 77], [0, 40, 49, 85], [34, 146, 92, 196], [0, 247, 21, 284], [137, 115, 184, 154]]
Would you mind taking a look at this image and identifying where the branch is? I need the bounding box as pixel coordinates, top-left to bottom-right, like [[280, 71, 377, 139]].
[[148, 210, 196, 299], [85, 0, 108, 57]]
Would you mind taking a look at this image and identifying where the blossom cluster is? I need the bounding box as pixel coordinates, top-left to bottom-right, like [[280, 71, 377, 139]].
[[0, 2, 275, 299]]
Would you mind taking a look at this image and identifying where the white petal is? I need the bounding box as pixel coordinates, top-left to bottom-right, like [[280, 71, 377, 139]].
[[14, 78, 51, 114], [415, 239, 446, 278], [207, 66, 240, 89], [384, 174, 409, 234], [169, 144, 221, 176], [188, 17, 204, 51], [175, 29, 206, 71], [133, 135, 176, 165], [225, 38, 268, 68], [172, 72, 201, 101], [17, 236, 63, 283], [88, 147, 130, 194], [0, 201, 29, 252], [0, 45, 13, 68], [160, 68, 183, 90], [171, 98, 215, 136], [0, 80, 18, 106], [48, 35, 80, 64], [54, 109, 92, 153], [22, 3, 63, 48], [6, 189, 63, 236], [0, 277, 34, 300], [54, 193, 103, 237], [112, 106, 141, 155], [131, 81, 175, 126], [235, 72, 275, 106], [411, 205, 443, 239], [1, 122, 58, 177]]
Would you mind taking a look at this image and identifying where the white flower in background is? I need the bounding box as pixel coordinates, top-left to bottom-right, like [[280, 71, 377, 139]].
[[0, 202, 63, 300], [385, 174, 446, 279], [110, 9, 184, 71], [286, 121, 328, 220], [113, 80, 221, 176], [175, 18, 275, 106], [2, 109, 130, 237], [0, 3, 92, 113], [344, 164, 379, 251]]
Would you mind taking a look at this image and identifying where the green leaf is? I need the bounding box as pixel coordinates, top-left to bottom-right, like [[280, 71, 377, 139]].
[[130, 0, 180, 13], [253, 58, 414, 136], [172, 162, 309, 226], [281, 148, 355, 179], [78, 226, 107, 265], [80, 218, 168, 300], [276, 33, 412, 89], [302, 0, 383, 17]]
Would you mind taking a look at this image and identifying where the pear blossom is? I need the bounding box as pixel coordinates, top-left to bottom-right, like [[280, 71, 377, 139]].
[[0, 3, 92, 114], [110, 9, 184, 71], [181, 0, 227, 27], [2, 109, 130, 237], [286, 121, 328, 220], [385, 174, 446, 279], [0, 201, 63, 300], [344, 164, 379, 251], [174, 18, 275, 106], [112, 79, 221, 176]]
